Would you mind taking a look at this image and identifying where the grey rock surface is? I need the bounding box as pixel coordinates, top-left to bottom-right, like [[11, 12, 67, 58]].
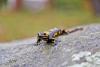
[[0, 24, 100, 67]]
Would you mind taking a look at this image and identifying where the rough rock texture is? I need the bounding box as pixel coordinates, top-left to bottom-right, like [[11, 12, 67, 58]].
[[0, 24, 100, 67]]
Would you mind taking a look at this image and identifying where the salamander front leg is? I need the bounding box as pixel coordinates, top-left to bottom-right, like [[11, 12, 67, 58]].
[[36, 38, 41, 45]]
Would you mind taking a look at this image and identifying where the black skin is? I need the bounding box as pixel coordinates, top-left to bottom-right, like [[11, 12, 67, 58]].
[[37, 38, 41, 44], [37, 35, 55, 45], [36, 31, 67, 45], [47, 38, 55, 43], [36, 28, 83, 45]]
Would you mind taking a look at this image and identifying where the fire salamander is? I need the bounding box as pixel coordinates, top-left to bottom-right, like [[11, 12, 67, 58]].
[[36, 27, 83, 45]]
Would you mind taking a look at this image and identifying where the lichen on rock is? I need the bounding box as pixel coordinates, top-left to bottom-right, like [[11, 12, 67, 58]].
[[0, 24, 100, 67]]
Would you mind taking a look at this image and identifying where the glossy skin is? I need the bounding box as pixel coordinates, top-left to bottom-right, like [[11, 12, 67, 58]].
[[36, 28, 83, 45]]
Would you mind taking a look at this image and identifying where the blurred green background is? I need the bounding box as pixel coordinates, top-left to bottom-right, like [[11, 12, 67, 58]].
[[0, 0, 100, 42]]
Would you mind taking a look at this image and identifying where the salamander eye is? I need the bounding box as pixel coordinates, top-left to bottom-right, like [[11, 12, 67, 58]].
[[44, 33, 46, 35]]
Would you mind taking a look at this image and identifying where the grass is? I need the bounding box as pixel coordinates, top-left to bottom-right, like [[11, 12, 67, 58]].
[[0, 9, 100, 42]]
